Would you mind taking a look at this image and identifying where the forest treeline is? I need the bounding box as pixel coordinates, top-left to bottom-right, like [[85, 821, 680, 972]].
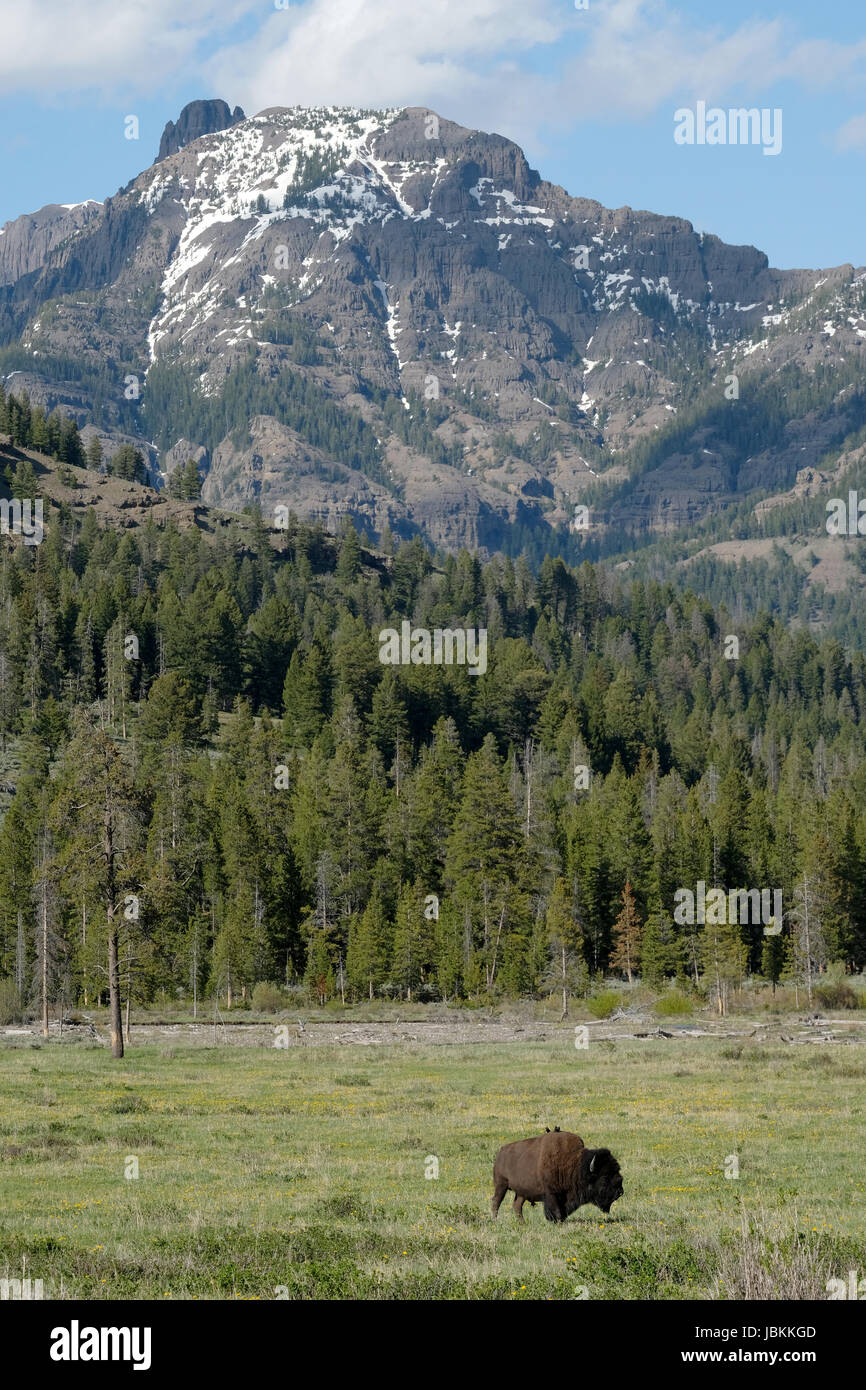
[[1, 488, 865, 1046], [0, 384, 148, 482]]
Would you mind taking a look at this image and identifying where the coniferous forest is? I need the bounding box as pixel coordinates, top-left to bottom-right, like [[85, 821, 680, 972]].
[[1, 477, 865, 1045]]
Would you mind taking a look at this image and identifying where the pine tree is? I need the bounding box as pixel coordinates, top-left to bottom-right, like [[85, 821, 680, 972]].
[[700, 905, 747, 1016], [182, 458, 202, 500], [544, 876, 585, 1017], [304, 927, 335, 1005], [391, 880, 433, 1000], [213, 882, 259, 1008], [11, 457, 38, 501], [53, 713, 142, 1057], [108, 445, 146, 483], [789, 843, 831, 1006], [610, 880, 642, 984], [603, 764, 652, 922], [244, 597, 299, 713], [335, 520, 362, 583], [103, 617, 134, 739], [86, 435, 104, 472], [641, 911, 676, 989], [761, 931, 785, 992], [347, 883, 391, 999], [446, 734, 530, 992], [368, 668, 410, 770], [282, 639, 332, 746], [33, 789, 62, 1037]]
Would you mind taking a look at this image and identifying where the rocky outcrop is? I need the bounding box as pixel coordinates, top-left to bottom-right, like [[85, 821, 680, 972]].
[[0, 201, 101, 285], [156, 99, 245, 162]]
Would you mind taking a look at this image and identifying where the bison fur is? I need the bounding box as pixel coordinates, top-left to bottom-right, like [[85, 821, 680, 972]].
[[492, 1129, 623, 1222]]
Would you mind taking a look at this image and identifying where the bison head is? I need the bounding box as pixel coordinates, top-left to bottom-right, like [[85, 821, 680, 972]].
[[583, 1148, 624, 1214]]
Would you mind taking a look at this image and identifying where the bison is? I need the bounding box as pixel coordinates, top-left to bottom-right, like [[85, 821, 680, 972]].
[[492, 1128, 623, 1223]]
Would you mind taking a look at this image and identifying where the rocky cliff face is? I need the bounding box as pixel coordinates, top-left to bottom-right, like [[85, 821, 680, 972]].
[[0, 200, 102, 285], [1, 101, 863, 554], [156, 99, 245, 162]]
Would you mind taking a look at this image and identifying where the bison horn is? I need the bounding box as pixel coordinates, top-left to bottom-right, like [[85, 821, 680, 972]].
[[589, 1153, 596, 1173]]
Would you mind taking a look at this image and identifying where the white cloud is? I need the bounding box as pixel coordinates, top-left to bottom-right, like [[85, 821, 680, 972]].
[[205, 0, 866, 150], [551, 1, 866, 124], [205, 0, 563, 133], [835, 113, 866, 151], [2, 0, 866, 156], [0, 0, 250, 95]]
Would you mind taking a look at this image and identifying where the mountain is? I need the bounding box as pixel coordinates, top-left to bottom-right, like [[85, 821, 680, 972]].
[[1, 100, 864, 566]]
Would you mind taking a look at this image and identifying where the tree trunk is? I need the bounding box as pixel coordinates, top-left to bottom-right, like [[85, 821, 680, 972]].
[[192, 932, 198, 1020], [488, 905, 505, 991], [41, 878, 49, 1039], [16, 908, 25, 997], [108, 925, 123, 1058], [82, 901, 88, 1007], [104, 792, 123, 1059], [560, 945, 568, 1021], [802, 874, 813, 1005]]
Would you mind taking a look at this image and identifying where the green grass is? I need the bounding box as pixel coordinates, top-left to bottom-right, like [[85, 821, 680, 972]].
[[0, 1039, 864, 1300]]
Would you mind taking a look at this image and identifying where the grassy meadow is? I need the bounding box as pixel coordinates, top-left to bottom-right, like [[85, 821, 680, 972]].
[[1, 1035, 864, 1300]]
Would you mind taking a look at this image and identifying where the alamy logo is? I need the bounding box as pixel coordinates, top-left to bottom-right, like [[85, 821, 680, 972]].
[[378, 621, 487, 676], [50, 1321, 151, 1371], [673, 881, 782, 934], [674, 102, 782, 156], [827, 1271, 866, 1299], [0, 497, 43, 545], [826, 492, 866, 536], [1, 1276, 44, 1299]]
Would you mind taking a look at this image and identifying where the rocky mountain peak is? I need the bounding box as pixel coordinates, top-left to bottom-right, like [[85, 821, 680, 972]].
[[156, 98, 245, 163], [3, 102, 865, 561]]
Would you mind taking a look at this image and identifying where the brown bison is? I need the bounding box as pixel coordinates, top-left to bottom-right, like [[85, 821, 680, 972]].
[[492, 1128, 623, 1222]]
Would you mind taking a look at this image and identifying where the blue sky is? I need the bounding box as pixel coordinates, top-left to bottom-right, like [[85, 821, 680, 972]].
[[1, 0, 865, 269]]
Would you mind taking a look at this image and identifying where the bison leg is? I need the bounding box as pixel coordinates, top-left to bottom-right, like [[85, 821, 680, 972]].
[[513, 1195, 526, 1222], [491, 1177, 508, 1217], [543, 1191, 568, 1223]]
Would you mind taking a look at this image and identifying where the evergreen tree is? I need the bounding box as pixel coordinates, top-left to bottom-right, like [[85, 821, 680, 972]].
[[544, 876, 585, 1017], [53, 714, 142, 1057], [282, 639, 333, 746], [347, 883, 391, 999], [86, 435, 104, 472], [700, 905, 748, 1016], [610, 880, 642, 984], [446, 734, 530, 992], [182, 458, 202, 499], [391, 880, 433, 1000]]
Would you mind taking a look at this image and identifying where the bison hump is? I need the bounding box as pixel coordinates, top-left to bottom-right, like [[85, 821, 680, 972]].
[[539, 1130, 585, 1186]]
